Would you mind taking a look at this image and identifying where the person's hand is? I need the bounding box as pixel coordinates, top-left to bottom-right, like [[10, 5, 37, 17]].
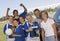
[[20, 3, 27, 11], [7, 8, 10, 11], [20, 3, 24, 7], [55, 37, 58, 41], [26, 30, 29, 32], [36, 30, 40, 36], [29, 27, 33, 31]]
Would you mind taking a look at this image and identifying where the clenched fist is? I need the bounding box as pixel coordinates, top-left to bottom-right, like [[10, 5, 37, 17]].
[[20, 3, 24, 7], [7, 8, 10, 11]]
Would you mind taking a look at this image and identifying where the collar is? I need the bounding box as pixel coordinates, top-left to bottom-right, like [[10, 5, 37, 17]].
[[21, 22, 25, 25], [8, 21, 13, 25], [29, 22, 33, 25]]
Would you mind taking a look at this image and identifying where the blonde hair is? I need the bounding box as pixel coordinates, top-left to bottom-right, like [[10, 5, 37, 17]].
[[26, 14, 35, 22], [26, 14, 33, 18]]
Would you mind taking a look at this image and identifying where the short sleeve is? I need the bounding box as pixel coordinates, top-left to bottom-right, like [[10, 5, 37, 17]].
[[3, 24, 7, 34], [50, 19, 55, 24], [41, 22, 43, 28]]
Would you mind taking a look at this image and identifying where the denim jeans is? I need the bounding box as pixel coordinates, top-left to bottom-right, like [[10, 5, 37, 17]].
[[45, 36, 55, 41]]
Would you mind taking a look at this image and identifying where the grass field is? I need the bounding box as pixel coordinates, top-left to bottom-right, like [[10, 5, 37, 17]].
[[0, 23, 6, 41]]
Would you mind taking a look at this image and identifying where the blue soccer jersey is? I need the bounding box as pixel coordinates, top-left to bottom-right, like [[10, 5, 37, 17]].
[[15, 25, 25, 41], [21, 22, 29, 37], [28, 21, 41, 37], [3, 23, 14, 38]]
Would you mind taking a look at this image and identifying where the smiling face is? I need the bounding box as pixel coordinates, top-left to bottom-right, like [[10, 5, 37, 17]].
[[14, 12, 18, 16], [13, 10, 18, 17], [13, 20, 18, 27], [34, 10, 40, 18], [34, 9, 40, 19], [41, 11, 48, 20], [19, 16, 25, 24], [26, 14, 33, 22], [9, 16, 13, 23]]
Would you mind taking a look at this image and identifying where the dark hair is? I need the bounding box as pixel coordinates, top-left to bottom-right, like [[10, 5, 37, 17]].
[[33, 9, 40, 12], [34, 9, 41, 18], [13, 10, 18, 15], [19, 16, 25, 24], [41, 10, 48, 18], [13, 19, 18, 22], [19, 16, 25, 19], [8, 15, 13, 19]]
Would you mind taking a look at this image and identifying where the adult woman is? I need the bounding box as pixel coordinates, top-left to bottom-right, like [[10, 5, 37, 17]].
[[41, 11, 58, 41]]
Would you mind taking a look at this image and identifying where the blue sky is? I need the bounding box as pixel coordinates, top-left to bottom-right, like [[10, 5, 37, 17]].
[[0, 0, 60, 18]]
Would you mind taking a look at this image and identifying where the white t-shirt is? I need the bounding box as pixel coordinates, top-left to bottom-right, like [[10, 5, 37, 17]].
[[41, 18, 55, 37]]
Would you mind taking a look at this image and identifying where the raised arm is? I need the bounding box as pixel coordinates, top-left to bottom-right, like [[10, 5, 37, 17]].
[[19, 4, 27, 18], [6, 8, 10, 19], [20, 3, 27, 11]]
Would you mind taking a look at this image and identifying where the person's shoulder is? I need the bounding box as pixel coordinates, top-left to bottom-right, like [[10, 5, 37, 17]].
[[41, 20, 44, 24], [34, 21, 38, 24], [4, 23, 7, 25], [25, 21, 29, 24], [19, 24, 22, 26], [41, 20, 44, 23], [17, 24, 22, 28], [4, 23, 9, 26], [4, 24, 7, 27], [23, 21, 28, 25], [47, 18, 55, 24], [48, 17, 53, 20], [48, 18, 54, 21], [25, 21, 28, 23]]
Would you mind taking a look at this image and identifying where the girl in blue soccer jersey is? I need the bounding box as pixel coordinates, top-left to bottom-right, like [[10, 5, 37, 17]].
[[12, 19, 25, 41], [3, 16, 15, 41], [19, 16, 31, 41], [26, 14, 41, 41]]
